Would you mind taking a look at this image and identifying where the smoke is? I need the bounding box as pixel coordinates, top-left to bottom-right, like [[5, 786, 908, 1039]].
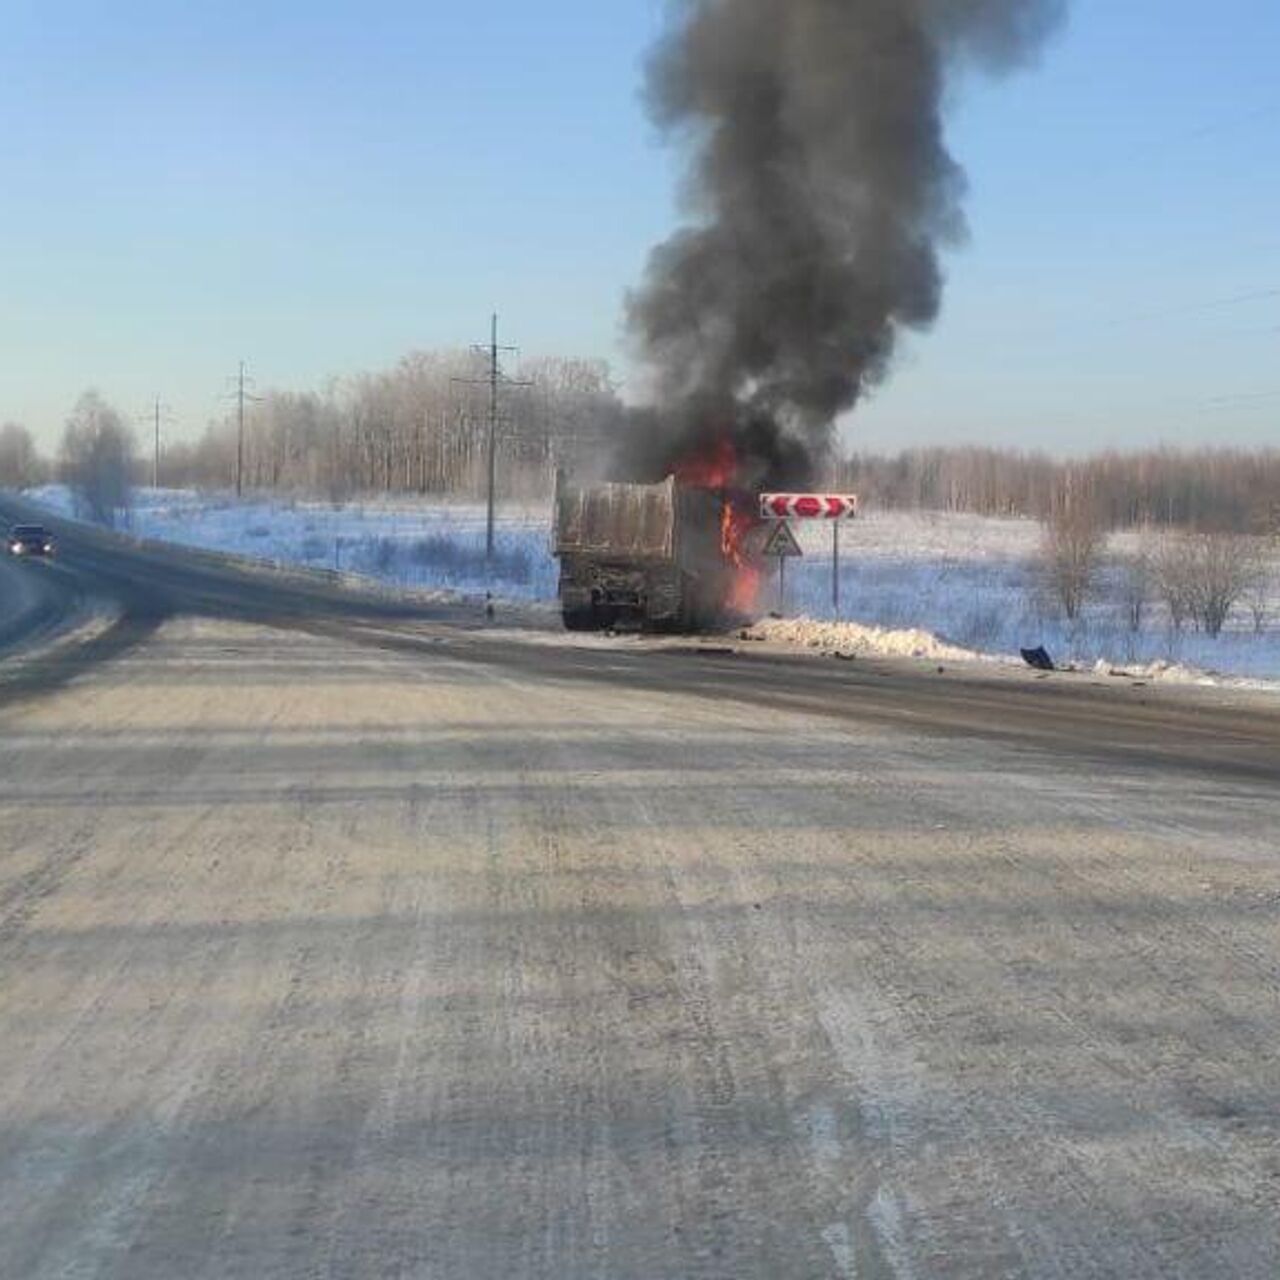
[[622, 0, 1064, 487]]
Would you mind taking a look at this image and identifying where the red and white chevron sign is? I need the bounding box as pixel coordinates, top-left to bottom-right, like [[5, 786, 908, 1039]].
[[759, 493, 860, 520]]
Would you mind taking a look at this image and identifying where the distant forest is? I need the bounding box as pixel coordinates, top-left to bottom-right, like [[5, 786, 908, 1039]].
[[836, 446, 1280, 535], [2, 346, 1277, 535], [163, 351, 627, 502]]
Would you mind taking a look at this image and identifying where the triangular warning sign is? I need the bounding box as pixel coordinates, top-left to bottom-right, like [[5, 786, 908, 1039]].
[[762, 521, 804, 558]]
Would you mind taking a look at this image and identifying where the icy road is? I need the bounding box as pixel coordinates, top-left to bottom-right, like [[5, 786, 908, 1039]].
[[1, 496, 1278, 1279]]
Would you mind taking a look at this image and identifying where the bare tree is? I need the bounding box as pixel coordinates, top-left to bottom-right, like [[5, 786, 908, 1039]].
[[1243, 564, 1271, 636], [1115, 539, 1154, 634], [0, 422, 43, 489], [1186, 533, 1261, 638], [1040, 481, 1108, 621], [1154, 536, 1197, 633], [61, 391, 136, 526]]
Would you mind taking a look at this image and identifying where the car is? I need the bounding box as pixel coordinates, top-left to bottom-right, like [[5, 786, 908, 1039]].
[[7, 524, 56, 558]]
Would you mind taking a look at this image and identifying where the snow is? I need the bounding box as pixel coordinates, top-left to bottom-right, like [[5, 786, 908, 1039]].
[[768, 511, 1280, 685], [742, 617, 984, 664], [1088, 659, 1224, 687], [23, 487, 1280, 686], [27, 485, 558, 603]]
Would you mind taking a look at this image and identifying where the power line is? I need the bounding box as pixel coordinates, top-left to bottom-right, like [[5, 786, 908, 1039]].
[[1203, 388, 1280, 408], [1160, 286, 1280, 314], [1122, 98, 1280, 163], [961, 284, 1279, 349], [1103, 286, 1280, 330]]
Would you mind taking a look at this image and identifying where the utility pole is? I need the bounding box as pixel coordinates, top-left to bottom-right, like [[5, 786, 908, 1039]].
[[237, 361, 247, 499], [224, 362, 260, 498], [454, 315, 532, 565], [486, 315, 500, 561], [137, 399, 174, 491]]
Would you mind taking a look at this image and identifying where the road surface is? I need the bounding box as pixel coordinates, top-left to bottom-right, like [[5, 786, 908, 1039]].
[[0, 544, 89, 655], [1, 497, 1278, 1279]]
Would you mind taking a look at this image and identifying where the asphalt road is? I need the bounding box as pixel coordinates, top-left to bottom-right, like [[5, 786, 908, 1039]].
[[0, 544, 89, 656], [1, 496, 1278, 1279]]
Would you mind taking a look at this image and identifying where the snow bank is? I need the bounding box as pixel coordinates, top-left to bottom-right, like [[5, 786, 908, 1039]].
[[743, 617, 984, 663], [744, 618, 1274, 693]]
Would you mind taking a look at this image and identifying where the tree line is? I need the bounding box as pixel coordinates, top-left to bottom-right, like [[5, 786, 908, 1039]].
[[837, 445, 1280, 534], [164, 351, 625, 501], [0, 350, 626, 520], [2, 350, 1277, 538]]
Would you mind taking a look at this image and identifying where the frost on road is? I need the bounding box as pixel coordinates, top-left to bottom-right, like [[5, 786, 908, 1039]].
[[0, 605, 1278, 1279]]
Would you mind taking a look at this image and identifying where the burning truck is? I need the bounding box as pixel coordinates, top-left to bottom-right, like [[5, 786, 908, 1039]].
[[553, 467, 760, 633], [592, 0, 1062, 635]]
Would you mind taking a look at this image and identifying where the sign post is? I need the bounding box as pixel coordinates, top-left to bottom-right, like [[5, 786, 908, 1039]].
[[833, 521, 840, 618], [759, 494, 858, 620], [761, 520, 804, 616]]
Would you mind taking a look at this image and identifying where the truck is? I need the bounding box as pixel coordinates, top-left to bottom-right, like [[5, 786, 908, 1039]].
[[553, 474, 747, 632]]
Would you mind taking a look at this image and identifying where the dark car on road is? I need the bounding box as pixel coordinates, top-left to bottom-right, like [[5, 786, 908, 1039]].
[[7, 524, 55, 558]]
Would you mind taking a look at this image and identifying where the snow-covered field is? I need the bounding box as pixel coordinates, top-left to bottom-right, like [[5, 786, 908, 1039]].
[[775, 512, 1280, 683], [29, 485, 559, 603], [25, 486, 1280, 684]]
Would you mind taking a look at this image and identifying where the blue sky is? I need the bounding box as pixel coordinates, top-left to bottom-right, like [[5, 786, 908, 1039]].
[[1, 0, 1276, 455]]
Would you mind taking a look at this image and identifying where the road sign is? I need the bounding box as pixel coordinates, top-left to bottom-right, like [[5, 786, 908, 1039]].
[[762, 521, 804, 558], [760, 494, 859, 521]]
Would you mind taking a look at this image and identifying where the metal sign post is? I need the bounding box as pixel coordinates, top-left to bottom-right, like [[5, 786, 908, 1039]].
[[833, 521, 840, 619], [762, 520, 804, 617]]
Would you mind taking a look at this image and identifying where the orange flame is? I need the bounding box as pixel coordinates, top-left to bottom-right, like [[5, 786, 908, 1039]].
[[674, 435, 761, 618], [721, 499, 760, 615], [675, 436, 737, 490]]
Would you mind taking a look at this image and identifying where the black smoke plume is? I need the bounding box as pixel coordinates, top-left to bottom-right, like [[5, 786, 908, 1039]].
[[620, 0, 1064, 488]]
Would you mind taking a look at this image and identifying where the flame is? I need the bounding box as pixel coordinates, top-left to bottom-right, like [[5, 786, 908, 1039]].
[[721, 498, 760, 615], [675, 436, 737, 490], [674, 435, 761, 618]]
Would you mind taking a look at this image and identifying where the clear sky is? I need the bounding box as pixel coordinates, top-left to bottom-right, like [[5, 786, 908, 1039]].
[[1, 0, 1276, 456]]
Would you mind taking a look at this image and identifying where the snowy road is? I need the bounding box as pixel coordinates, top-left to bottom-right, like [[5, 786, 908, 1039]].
[[0, 552, 90, 655], [1, 496, 1279, 1278]]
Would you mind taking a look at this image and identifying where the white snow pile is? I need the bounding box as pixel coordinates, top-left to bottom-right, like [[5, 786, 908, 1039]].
[[1090, 658, 1221, 687], [743, 617, 984, 663]]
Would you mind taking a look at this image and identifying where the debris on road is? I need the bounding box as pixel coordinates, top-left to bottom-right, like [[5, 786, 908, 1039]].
[[1021, 646, 1056, 672]]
